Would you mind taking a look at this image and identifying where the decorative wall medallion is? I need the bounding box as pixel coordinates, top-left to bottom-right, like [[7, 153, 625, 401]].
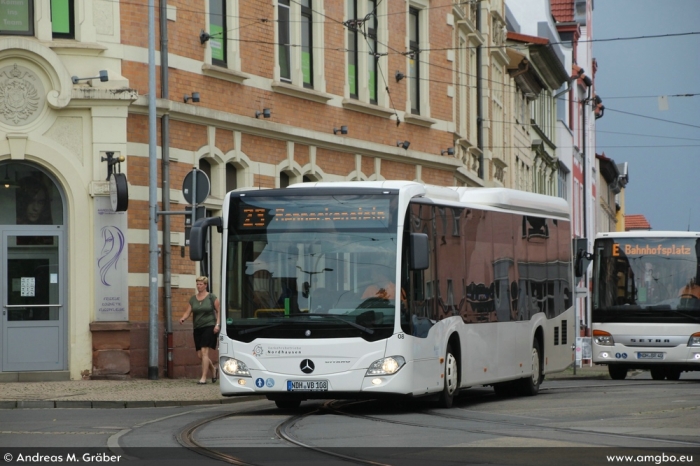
[[0, 64, 45, 126]]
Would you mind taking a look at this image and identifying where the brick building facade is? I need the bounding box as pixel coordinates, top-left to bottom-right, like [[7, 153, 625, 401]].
[[0, 0, 599, 380]]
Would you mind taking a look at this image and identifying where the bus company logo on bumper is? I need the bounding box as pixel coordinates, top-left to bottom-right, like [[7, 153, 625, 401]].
[[252, 345, 303, 357], [300, 359, 315, 374]]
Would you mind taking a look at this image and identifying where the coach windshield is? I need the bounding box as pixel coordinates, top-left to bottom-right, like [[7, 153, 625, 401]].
[[592, 237, 700, 322]]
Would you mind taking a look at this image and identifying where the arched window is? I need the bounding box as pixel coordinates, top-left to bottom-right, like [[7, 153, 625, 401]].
[[280, 172, 290, 188], [198, 159, 212, 181], [0, 162, 63, 226], [226, 163, 237, 192]]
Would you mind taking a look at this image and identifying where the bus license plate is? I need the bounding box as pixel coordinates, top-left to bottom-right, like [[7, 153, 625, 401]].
[[287, 380, 328, 392], [637, 352, 663, 360]]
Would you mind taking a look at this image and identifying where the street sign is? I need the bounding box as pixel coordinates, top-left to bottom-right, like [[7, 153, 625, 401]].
[[182, 169, 210, 204]]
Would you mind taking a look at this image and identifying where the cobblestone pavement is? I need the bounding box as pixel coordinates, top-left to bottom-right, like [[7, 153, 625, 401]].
[[0, 365, 611, 409]]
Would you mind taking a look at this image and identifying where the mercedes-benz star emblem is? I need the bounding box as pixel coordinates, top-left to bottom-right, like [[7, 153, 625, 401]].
[[300, 359, 315, 374]]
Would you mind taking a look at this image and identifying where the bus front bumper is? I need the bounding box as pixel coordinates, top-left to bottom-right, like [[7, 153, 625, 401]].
[[219, 361, 416, 398]]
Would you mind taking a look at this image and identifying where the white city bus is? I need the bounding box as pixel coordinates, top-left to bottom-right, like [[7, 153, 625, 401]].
[[589, 231, 700, 380], [190, 181, 574, 408]]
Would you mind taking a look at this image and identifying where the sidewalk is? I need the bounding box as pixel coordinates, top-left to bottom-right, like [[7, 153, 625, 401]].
[[0, 365, 611, 409], [0, 377, 253, 409], [544, 363, 611, 380]]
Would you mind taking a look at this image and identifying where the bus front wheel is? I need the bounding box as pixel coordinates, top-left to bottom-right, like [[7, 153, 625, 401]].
[[608, 365, 628, 380], [438, 343, 459, 408], [517, 339, 542, 396]]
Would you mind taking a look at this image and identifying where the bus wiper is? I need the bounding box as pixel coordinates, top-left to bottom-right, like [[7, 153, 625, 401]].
[[668, 309, 700, 322], [289, 313, 375, 334], [238, 323, 283, 335]]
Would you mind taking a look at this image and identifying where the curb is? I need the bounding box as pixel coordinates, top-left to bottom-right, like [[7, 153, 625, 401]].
[[2, 396, 265, 409]]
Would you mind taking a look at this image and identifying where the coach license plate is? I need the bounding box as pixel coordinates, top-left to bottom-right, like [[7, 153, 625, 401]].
[[637, 352, 663, 360], [287, 380, 328, 392]]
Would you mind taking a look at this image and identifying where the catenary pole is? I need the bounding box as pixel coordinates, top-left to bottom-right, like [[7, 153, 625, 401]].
[[148, 0, 159, 380]]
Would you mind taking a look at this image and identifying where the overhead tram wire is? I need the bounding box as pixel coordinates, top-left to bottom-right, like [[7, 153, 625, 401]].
[[116, 0, 700, 137], [111, 0, 700, 52], [595, 130, 700, 142], [114, 0, 700, 106], [603, 93, 700, 100], [604, 107, 700, 130]]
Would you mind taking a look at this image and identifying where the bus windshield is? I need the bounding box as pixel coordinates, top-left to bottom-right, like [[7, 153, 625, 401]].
[[593, 237, 700, 320], [224, 193, 400, 342]]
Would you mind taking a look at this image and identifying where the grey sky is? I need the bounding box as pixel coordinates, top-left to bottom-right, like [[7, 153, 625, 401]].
[[593, 0, 700, 232]]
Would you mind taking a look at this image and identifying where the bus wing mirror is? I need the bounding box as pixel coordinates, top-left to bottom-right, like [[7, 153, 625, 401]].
[[189, 216, 222, 261], [574, 249, 592, 278], [410, 233, 429, 270]]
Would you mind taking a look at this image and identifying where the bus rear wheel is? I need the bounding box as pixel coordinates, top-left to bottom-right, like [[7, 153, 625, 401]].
[[666, 369, 681, 380], [608, 365, 628, 380], [438, 343, 459, 408], [650, 368, 666, 380]]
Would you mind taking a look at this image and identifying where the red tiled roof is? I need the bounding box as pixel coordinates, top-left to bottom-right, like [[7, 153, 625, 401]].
[[506, 31, 549, 45], [551, 0, 574, 22], [625, 214, 652, 231]]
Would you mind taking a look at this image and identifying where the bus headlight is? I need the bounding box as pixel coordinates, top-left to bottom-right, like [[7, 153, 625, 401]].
[[366, 356, 405, 376], [688, 332, 700, 347], [593, 329, 614, 346], [221, 357, 251, 377]]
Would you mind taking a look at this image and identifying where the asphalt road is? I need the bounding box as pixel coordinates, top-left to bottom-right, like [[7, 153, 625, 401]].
[[1, 371, 698, 465]]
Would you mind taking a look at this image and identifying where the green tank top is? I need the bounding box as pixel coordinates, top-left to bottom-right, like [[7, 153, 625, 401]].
[[189, 293, 218, 329]]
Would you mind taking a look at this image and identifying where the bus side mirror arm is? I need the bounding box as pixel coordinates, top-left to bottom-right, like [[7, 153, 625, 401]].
[[574, 249, 592, 278], [189, 216, 222, 261], [409, 233, 429, 270]]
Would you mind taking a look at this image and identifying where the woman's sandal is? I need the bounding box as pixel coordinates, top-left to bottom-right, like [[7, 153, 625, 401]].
[[197, 380, 207, 385], [212, 368, 219, 383]]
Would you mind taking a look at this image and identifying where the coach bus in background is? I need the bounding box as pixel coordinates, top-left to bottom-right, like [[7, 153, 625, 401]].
[[585, 231, 700, 380], [190, 181, 574, 409]]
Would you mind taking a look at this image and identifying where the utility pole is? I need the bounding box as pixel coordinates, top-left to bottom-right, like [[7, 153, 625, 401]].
[[148, 0, 159, 380]]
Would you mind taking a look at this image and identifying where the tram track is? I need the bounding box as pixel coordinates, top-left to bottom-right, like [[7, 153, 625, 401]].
[[319, 385, 700, 448], [172, 379, 699, 464], [176, 404, 393, 466]]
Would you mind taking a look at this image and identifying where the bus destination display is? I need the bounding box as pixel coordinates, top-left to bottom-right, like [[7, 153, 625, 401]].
[[236, 197, 392, 230]]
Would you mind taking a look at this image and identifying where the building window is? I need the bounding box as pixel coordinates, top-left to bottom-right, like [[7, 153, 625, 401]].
[[0, 0, 34, 36], [558, 167, 568, 201], [301, 0, 313, 88], [226, 164, 238, 192], [366, 0, 378, 103], [457, 35, 467, 137], [492, 64, 504, 160], [408, 7, 420, 114], [199, 159, 212, 181], [469, 47, 477, 140], [347, 1, 358, 98], [280, 172, 290, 188], [209, 0, 226, 67], [0, 162, 64, 226], [277, 0, 323, 90], [347, 0, 381, 104], [51, 0, 74, 39], [278, 0, 291, 83]]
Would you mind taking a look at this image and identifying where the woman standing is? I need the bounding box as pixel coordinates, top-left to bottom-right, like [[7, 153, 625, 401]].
[[179, 276, 221, 384]]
